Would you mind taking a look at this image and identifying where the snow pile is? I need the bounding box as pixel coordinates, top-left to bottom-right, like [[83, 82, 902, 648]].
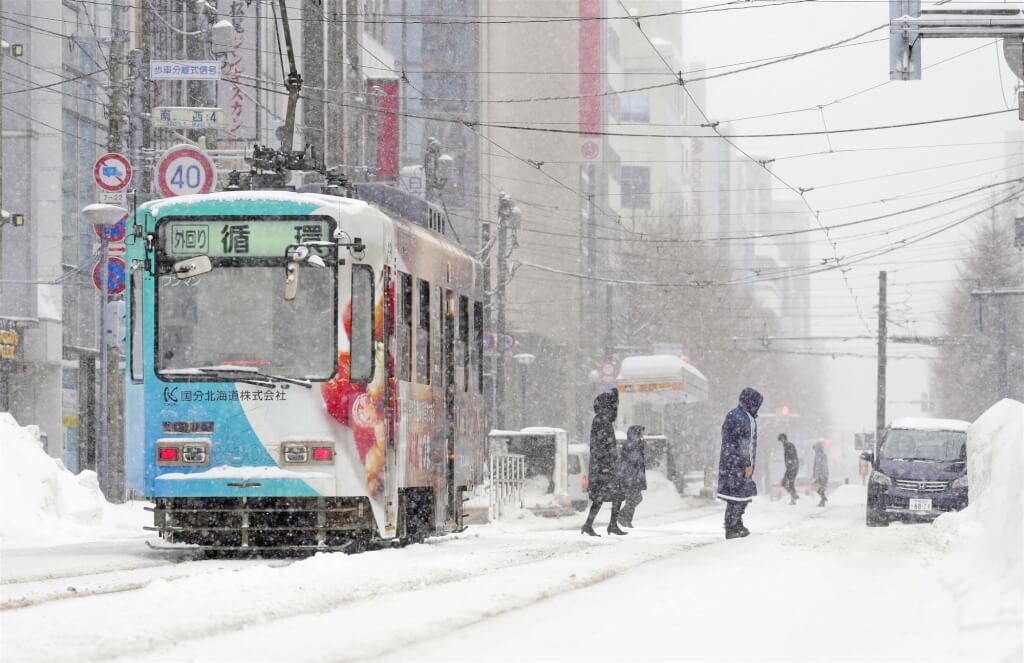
[[520, 474, 560, 509], [824, 482, 866, 506], [0, 413, 147, 549], [933, 399, 1024, 660]]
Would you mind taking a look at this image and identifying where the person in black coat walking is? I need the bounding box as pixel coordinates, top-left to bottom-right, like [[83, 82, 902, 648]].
[[812, 441, 829, 507], [582, 389, 627, 537], [717, 387, 763, 539], [779, 433, 800, 505], [616, 425, 647, 528]]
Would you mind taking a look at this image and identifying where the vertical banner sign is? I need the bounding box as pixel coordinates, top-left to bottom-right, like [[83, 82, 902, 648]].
[[578, 0, 602, 131], [579, 0, 602, 160], [369, 79, 401, 179], [217, 1, 257, 141]]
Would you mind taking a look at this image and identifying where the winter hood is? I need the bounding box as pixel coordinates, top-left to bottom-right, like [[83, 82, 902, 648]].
[[627, 425, 645, 443], [594, 389, 619, 420], [738, 387, 764, 418]]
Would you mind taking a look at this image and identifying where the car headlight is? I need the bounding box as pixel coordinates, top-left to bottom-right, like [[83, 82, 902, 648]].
[[952, 475, 968, 489], [869, 470, 892, 486]]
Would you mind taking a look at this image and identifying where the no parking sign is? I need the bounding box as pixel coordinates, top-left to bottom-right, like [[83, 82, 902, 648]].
[[156, 144, 216, 198], [93, 256, 127, 295]]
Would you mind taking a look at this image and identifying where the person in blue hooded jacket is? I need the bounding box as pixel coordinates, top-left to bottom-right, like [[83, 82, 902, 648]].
[[717, 387, 763, 539]]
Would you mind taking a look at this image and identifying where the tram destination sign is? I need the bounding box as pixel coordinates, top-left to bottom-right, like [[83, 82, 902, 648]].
[[161, 219, 331, 258]]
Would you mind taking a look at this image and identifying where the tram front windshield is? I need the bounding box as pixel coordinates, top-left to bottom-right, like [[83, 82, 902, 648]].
[[155, 217, 338, 381]]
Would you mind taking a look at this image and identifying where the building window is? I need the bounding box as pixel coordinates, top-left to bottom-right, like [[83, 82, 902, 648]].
[[618, 93, 650, 123], [620, 166, 651, 209]]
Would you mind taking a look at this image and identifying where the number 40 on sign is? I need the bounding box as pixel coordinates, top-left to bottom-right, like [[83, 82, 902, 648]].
[[156, 144, 216, 198]]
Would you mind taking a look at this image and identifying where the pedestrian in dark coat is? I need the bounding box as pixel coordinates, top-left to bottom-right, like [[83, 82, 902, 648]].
[[616, 425, 647, 528], [812, 442, 829, 507], [717, 387, 763, 539], [582, 389, 627, 537], [779, 433, 800, 505]]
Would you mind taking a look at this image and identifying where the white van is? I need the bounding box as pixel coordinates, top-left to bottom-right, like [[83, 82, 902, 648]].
[[567, 443, 590, 511]]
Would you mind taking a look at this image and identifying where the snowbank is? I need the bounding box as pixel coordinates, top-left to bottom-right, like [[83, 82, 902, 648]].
[[824, 483, 866, 506], [932, 399, 1024, 660], [0, 413, 148, 549]]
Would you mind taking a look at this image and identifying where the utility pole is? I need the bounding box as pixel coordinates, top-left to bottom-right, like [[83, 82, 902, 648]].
[[495, 191, 513, 429], [129, 49, 149, 195], [96, 0, 130, 500], [876, 271, 887, 443], [605, 282, 613, 361]]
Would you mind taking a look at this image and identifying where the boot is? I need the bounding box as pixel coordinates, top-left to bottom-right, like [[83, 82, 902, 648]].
[[817, 497, 827, 507], [789, 496, 797, 505], [581, 523, 600, 537], [607, 522, 628, 536], [736, 523, 750, 536], [618, 517, 634, 528], [725, 526, 744, 540]]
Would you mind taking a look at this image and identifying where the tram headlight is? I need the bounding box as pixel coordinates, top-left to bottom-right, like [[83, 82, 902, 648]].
[[182, 444, 208, 464], [283, 443, 309, 464]]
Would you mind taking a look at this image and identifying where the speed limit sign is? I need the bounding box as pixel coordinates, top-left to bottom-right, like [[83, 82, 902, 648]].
[[156, 144, 216, 197]]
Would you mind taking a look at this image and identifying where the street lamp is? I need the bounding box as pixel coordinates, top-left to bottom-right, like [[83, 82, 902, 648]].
[[513, 353, 535, 429], [82, 203, 127, 499]]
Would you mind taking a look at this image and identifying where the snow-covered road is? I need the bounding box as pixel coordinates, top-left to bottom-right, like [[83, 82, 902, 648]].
[[4, 485, 1017, 662]]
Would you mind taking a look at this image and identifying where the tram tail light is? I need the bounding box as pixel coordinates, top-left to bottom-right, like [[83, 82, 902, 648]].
[[158, 447, 178, 462], [312, 447, 333, 462], [581, 475, 588, 490]]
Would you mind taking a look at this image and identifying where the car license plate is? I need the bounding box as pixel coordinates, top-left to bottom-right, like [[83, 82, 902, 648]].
[[909, 498, 932, 512]]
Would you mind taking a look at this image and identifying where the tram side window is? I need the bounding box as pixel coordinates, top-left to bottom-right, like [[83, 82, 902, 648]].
[[350, 265, 374, 383], [416, 278, 430, 384], [459, 295, 469, 392], [130, 265, 143, 382], [398, 272, 412, 382], [474, 301, 484, 394]]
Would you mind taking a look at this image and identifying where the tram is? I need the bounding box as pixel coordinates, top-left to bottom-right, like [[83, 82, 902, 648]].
[[124, 183, 485, 551]]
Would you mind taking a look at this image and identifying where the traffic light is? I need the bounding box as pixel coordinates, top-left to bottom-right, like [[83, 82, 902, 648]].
[[823, 438, 832, 450], [781, 405, 790, 417]]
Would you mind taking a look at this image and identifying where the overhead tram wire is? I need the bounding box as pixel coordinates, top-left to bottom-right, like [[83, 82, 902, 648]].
[[716, 38, 1001, 125], [67, 0, 815, 26], [7, 6, 885, 108], [335, 17, 636, 237], [616, 0, 869, 333], [0, 66, 109, 96]]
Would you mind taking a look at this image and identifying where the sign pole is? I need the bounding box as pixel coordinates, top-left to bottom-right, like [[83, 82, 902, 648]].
[[98, 234, 110, 498]]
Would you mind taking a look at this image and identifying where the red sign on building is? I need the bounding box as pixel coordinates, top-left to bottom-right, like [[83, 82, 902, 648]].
[[578, 0, 602, 136], [368, 79, 400, 179]]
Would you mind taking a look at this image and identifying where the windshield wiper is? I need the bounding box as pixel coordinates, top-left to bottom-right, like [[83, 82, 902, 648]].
[[159, 365, 312, 389]]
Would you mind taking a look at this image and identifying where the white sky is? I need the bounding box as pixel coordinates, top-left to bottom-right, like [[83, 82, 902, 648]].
[[678, 0, 1024, 433]]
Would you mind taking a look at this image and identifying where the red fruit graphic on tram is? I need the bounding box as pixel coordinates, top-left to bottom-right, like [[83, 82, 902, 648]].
[[350, 392, 381, 460], [320, 351, 364, 426]]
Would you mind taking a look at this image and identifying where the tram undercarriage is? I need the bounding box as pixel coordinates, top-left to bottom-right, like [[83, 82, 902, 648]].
[[145, 487, 461, 554]]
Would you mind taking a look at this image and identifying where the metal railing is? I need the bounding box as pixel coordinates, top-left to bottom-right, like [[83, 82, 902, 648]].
[[488, 452, 525, 520]]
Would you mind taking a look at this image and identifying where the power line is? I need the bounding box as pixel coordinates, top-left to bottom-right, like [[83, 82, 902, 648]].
[[0, 66, 108, 96]]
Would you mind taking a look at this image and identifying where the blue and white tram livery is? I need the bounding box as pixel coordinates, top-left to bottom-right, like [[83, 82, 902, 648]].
[[124, 186, 486, 550]]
